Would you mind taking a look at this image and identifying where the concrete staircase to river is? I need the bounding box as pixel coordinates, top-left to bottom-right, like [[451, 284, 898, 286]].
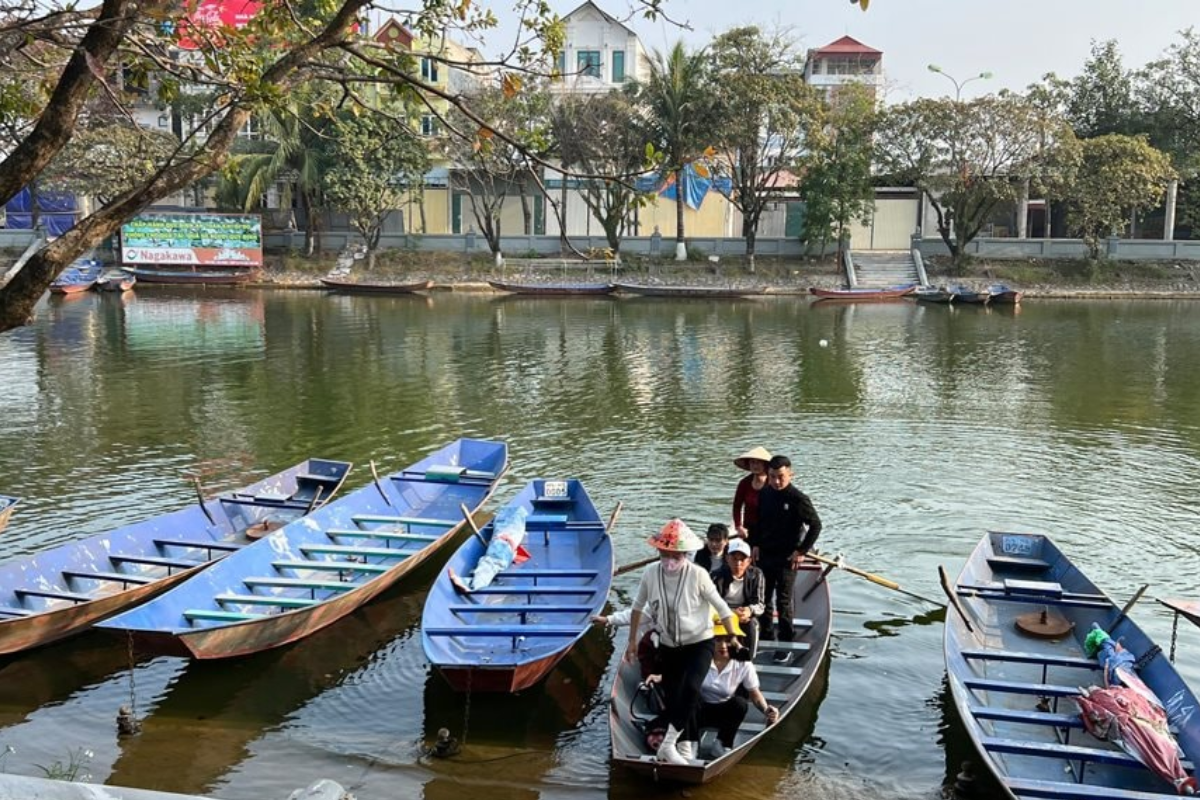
[[848, 250, 926, 288]]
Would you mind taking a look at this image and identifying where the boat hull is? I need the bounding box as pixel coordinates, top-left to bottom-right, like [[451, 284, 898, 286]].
[[0, 496, 18, 534], [122, 267, 256, 285], [320, 277, 433, 294], [809, 285, 916, 300], [609, 563, 832, 784], [614, 283, 763, 299], [435, 651, 571, 693], [488, 280, 614, 296], [945, 531, 1200, 799]]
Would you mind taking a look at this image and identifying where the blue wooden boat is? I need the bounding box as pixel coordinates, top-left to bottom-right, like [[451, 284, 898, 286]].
[[0, 459, 351, 656], [609, 563, 832, 783], [944, 531, 1200, 799], [422, 478, 612, 692], [49, 258, 104, 294], [0, 495, 18, 534], [98, 438, 508, 659]]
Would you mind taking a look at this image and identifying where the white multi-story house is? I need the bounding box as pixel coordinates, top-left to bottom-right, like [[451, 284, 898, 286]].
[[550, 0, 651, 95], [803, 35, 884, 103]]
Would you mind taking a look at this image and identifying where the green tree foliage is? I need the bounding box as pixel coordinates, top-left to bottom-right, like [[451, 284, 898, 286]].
[[41, 121, 180, 203], [708, 26, 821, 267], [549, 92, 650, 256], [876, 93, 1076, 266], [798, 82, 878, 260], [626, 41, 715, 258], [324, 110, 429, 268], [1063, 135, 1175, 258], [1065, 40, 1142, 139]]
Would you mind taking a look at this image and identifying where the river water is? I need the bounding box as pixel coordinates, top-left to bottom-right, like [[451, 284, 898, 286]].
[[1, 288, 1200, 800]]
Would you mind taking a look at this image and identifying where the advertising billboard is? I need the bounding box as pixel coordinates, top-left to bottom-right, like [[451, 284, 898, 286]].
[[176, 0, 263, 50], [120, 212, 263, 267]]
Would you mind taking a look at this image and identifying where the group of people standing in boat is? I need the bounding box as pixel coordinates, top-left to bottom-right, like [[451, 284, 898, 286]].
[[597, 446, 822, 765]]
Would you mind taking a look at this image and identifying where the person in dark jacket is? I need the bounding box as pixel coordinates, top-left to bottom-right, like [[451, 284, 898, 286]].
[[694, 523, 729, 577], [711, 538, 766, 656], [749, 455, 822, 663]]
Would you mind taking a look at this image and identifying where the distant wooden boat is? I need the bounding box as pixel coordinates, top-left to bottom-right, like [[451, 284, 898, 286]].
[[98, 438, 507, 660], [809, 285, 916, 301], [915, 286, 955, 304], [0, 495, 18, 534], [488, 280, 614, 296], [948, 284, 991, 304], [988, 284, 1024, 305], [49, 258, 105, 294], [0, 459, 351, 656], [122, 267, 256, 285], [422, 478, 612, 693], [945, 530, 1200, 799], [320, 276, 433, 294], [614, 283, 764, 299], [96, 272, 136, 292], [609, 563, 832, 783]]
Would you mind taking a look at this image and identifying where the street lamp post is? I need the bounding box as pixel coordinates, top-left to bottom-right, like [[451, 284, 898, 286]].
[[927, 64, 993, 100]]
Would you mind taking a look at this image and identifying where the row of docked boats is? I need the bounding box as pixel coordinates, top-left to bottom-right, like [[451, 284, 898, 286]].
[[810, 283, 1023, 304], [48, 262, 266, 293], [320, 276, 769, 298], [5, 444, 1200, 794]]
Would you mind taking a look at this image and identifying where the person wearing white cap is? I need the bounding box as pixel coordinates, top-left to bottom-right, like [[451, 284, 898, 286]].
[[712, 538, 766, 657], [732, 446, 772, 540], [626, 519, 737, 765]]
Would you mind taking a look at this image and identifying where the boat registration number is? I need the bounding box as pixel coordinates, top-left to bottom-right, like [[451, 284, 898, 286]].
[[543, 481, 569, 497]]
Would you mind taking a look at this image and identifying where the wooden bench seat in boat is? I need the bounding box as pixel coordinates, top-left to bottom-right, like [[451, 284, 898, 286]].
[[326, 529, 439, 543], [464, 586, 599, 596], [960, 649, 1100, 670], [962, 677, 1081, 698], [15, 587, 94, 603], [756, 664, 805, 677], [424, 625, 581, 637], [299, 544, 411, 559], [62, 569, 154, 586], [447, 604, 594, 614], [272, 559, 389, 574], [184, 609, 259, 623], [958, 587, 1111, 610], [986, 555, 1052, 571], [0, 606, 33, 617], [215, 593, 317, 608], [488, 570, 599, 579], [981, 735, 1194, 771], [154, 538, 242, 552], [109, 554, 204, 570], [350, 514, 455, 528], [242, 577, 359, 592], [971, 706, 1085, 729], [1004, 776, 1193, 799]]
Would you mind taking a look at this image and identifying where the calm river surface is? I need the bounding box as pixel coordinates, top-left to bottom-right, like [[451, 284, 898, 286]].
[[2, 288, 1200, 800]]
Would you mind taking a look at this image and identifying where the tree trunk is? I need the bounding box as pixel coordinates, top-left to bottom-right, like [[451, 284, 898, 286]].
[[674, 167, 687, 260], [300, 189, 316, 256], [519, 182, 532, 235]]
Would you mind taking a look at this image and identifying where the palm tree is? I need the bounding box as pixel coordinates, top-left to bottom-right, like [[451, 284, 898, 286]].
[[221, 104, 330, 255], [633, 42, 714, 260]]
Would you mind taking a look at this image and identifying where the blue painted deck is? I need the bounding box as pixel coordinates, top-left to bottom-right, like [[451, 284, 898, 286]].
[[945, 531, 1200, 798], [421, 479, 612, 688], [96, 439, 507, 658]]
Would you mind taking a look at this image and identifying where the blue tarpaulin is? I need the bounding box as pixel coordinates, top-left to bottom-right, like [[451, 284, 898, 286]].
[[635, 166, 732, 210], [5, 187, 79, 235]]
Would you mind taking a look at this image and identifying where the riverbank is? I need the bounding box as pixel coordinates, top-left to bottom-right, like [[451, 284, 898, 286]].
[[254, 251, 1200, 299]]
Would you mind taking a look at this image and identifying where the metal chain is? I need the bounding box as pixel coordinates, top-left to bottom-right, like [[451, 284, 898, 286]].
[[126, 630, 138, 719], [461, 668, 472, 747], [1170, 612, 1180, 664]]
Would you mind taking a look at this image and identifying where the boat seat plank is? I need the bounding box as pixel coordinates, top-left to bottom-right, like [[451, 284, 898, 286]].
[[764, 640, 812, 652], [424, 626, 580, 637], [960, 649, 1100, 670], [533, 496, 574, 504], [0, 606, 32, 617], [756, 664, 805, 677], [221, 496, 308, 509], [960, 584, 1106, 602], [1004, 579, 1064, 597], [792, 618, 814, 629], [110, 554, 205, 570], [972, 707, 1084, 729], [760, 691, 789, 703], [489, 570, 599, 579], [216, 593, 316, 608], [959, 588, 1112, 610], [986, 555, 1052, 570], [350, 514, 455, 528], [1004, 777, 1190, 800], [447, 604, 593, 614], [14, 587, 94, 603], [526, 514, 569, 525], [981, 735, 1194, 771], [464, 586, 598, 596], [242, 577, 359, 592], [963, 677, 1080, 698], [184, 609, 259, 622], [326, 529, 439, 543], [62, 569, 154, 586], [300, 544, 410, 558], [272, 560, 389, 574], [154, 538, 242, 552], [297, 473, 342, 484]]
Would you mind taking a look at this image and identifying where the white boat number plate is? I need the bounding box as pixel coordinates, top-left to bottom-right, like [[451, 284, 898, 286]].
[[544, 481, 568, 497], [1001, 535, 1035, 555]]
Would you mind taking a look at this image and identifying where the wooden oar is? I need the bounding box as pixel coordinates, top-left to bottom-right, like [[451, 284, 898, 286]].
[[370, 460, 395, 508], [192, 476, 217, 526], [938, 565, 975, 633], [593, 501, 624, 551], [614, 554, 657, 577], [458, 503, 490, 548], [808, 552, 944, 606], [1110, 583, 1149, 629]]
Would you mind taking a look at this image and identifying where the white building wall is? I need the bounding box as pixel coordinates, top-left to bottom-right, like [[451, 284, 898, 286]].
[[552, 3, 649, 95]]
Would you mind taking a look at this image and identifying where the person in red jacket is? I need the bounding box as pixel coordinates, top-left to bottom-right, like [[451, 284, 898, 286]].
[[732, 446, 771, 540]]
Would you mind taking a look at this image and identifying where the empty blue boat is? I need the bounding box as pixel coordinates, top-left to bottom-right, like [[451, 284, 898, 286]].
[[422, 479, 612, 692], [98, 438, 508, 659], [0, 459, 351, 656], [944, 531, 1200, 799]]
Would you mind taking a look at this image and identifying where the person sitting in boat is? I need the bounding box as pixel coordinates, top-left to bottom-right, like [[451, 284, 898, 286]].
[[626, 519, 737, 765], [732, 446, 771, 540], [712, 538, 766, 657], [698, 616, 779, 760], [694, 523, 730, 578], [448, 505, 529, 594]]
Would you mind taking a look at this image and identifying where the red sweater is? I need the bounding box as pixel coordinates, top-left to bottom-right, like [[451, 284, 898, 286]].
[[732, 474, 764, 534]]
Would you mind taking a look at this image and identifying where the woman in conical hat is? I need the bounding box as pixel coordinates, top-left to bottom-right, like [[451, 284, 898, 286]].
[[625, 519, 738, 766], [732, 446, 772, 540]]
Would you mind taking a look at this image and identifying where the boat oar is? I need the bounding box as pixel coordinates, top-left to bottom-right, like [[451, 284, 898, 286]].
[[370, 460, 395, 509], [459, 503, 490, 548], [1110, 583, 1149, 629], [303, 486, 324, 515], [808, 552, 944, 606], [614, 555, 657, 577], [938, 565, 975, 633], [192, 476, 217, 527], [801, 556, 842, 602], [594, 501, 624, 551]]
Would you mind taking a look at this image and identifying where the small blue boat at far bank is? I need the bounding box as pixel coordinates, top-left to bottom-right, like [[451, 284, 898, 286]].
[[0, 459, 351, 656], [99, 438, 507, 660], [423, 478, 612, 693]]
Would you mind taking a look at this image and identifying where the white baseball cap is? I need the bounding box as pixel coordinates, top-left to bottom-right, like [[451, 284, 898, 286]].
[[726, 539, 752, 558]]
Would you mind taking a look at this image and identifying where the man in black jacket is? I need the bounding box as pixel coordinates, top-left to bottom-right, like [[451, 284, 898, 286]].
[[749, 455, 822, 663]]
